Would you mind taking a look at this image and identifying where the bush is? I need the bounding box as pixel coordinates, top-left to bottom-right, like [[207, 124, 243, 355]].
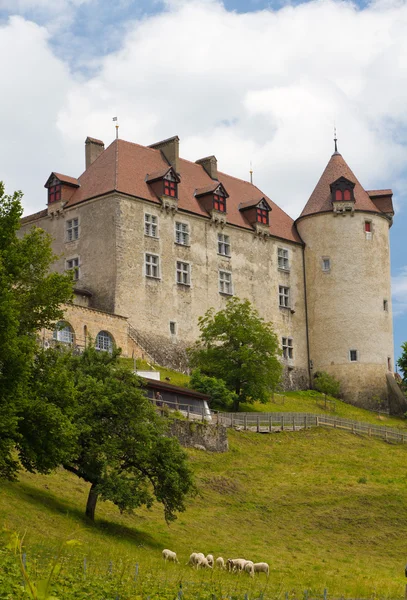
[[190, 369, 237, 410], [313, 371, 341, 398]]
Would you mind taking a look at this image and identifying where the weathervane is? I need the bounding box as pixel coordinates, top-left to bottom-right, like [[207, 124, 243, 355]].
[[113, 116, 119, 140], [250, 161, 253, 184], [334, 125, 338, 153]]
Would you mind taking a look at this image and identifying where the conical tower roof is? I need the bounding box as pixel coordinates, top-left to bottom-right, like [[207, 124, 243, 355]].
[[297, 151, 382, 219]]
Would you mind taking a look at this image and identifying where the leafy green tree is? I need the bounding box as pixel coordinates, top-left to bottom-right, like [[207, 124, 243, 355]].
[[0, 183, 73, 480], [398, 342, 407, 384], [45, 346, 195, 522], [189, 369, 237, 410], [313, 371, 341, 398], [188, 297, 282, 411]]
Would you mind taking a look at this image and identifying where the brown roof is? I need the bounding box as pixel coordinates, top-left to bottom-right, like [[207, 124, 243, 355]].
[[298, 152, 394, 219], [52, 172, 80, 187], [63, 139, 301, 244], [21, 208, 48, 224], [367, 189, 392, 197], [239, 198, 271, 211], [143, 377, 210, 400]]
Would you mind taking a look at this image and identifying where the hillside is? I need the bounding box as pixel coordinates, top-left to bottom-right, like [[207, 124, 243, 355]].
[[1, 427, 407, 598]]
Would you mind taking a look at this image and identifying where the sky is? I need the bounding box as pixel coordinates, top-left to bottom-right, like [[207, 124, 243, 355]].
[[0, 0, 406, 361]]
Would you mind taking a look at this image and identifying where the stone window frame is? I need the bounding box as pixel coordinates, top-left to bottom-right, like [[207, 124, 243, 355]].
[[219, 269, 233, 295], [145, 253, 160, 279], [277, 247, 290, 271], [282, 336, 293, 360], [383, 299, 389, 312], [96, 330, 114, 353], [218, 233, 231, 257], [66, 256, 80, 281], [322, 257, 331, 272], [349, 349, 358, 362], [169, 321, 177, 335], [145, 213, 159, 238], [279, 285, 290, 308], [66, 217, 79, 242], [53, 320, 75, 344], [364, 220, 373, 240], [175, 221, 190, 246], [176, 260, 191, 286]]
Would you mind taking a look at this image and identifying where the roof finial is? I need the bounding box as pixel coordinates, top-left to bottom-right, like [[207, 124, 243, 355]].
[[334, 125, 338, 154], [113, 116, 119, 140], [249, 161, 253, 184]]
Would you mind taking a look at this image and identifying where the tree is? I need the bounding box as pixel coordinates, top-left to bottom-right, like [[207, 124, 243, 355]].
[[398, 342, 407, 385], [0, 183, 74, 480], [189, 369, 237, 410], [313, 371, 341, 398], [188, 297, 282, 411], [43, 346, 195, 522]]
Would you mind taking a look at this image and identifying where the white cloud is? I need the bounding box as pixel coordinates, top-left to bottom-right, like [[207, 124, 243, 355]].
[[392, 266, 407, 317], [2, 0, 407, 219]]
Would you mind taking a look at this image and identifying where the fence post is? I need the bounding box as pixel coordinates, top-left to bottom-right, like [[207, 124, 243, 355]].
[[323, 589, 327, 600], [316, 416, 319, 426], [257, 415, 260, 433], [231, 413, 234, 428], [269, 415, 272, 432], [385, 430, 388, 442], [368, 427, 371, 437], [281, 415, 284, 431], [352, 423, 355, 434], [202, 407, 205, 422], [187, 405, 190, 420], [304, 415, 307, 430], [135, 563, 139, 581], [334, 419, 337, 429], [292, 416, 295, 432], [244, 414, 247, 431]]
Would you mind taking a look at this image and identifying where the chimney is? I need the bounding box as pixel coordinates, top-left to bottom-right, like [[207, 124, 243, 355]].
[[85, 137, 105, 169], [149, 135, 179, 174], [195, 155, 218, 180]]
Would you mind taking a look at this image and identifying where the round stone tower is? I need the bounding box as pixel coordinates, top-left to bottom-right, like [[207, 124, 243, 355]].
[[295, 146, 394, 408]]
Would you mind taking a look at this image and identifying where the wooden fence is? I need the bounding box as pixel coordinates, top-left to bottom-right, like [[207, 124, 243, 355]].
[[215, 411, 407, 444]]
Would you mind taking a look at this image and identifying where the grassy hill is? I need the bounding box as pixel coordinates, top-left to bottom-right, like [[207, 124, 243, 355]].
[[2, 426, 407, 598]]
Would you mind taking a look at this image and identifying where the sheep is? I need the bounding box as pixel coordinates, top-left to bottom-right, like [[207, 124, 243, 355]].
[[227, 558, 247, 572], [244, 561, 254, 576], [187, 552, 199, 566], [206, 554, 214, 568], [215, 556, 225, 569], [162, 549, 179, 563], [252, 562, 269, 576], [196, 554, 212, 569]]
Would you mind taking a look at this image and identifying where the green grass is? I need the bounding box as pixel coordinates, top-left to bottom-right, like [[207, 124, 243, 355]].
[[120, 357, 190, 387], [2, 427, 407, 597]]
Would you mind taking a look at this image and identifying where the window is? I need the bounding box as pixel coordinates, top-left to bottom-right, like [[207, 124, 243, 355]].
[[175, 222, 190, 245], [335, 190, 342, 201], [383, 299, 389, 312], [365, 221, 372, 240], [96, 330, 114, 352], [322, 258, 331, 272], [48, 184, 61, 203], [145, 254, 160, 278], [176, 261, 191, 285], [349, 349, 358, 362], [279, 286, 290, 308], [214, 193, 226, 213], [53, 321, 74, 344], [256, 207, 269, 225], [66, 257, 79, 281], [145, 214, 158, 237], [170, 321, 177, 335], [219, 270, 233, 295], [278, 248, 289, 271], [164, 180, 177, 198], [218, 233, 231, 256], [388, 357, 392, 371], [282, 337, 293, 359], [66, 218, 79, 241]]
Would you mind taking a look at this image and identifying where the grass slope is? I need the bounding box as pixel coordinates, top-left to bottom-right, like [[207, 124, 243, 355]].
[[1, 427, 407, 597]]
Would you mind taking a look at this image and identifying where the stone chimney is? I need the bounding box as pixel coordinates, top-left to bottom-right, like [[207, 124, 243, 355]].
[[85, 137, 105, 169], [149, 135, 180, 174], [195, 155, 218, 180]]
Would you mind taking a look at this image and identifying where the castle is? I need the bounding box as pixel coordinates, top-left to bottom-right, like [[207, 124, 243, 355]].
[[20, 134, 395, 407]]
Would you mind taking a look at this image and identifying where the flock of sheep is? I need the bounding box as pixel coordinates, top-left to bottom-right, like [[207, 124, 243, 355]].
[[162, 549, 269, 577]]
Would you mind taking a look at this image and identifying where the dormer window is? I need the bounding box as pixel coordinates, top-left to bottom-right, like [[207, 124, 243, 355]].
[[146, 167, 180, 205], [330, 177, 355, 213], [257, 207, 269, 225], [214, 191, 226, 213], [239, 197, 271, 231], [164, 174, 177, 198], [48, 185, 61, 203], [195, 182, 229, 218]]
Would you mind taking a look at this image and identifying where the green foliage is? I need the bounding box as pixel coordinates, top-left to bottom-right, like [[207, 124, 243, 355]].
[[398, 341, 407, 384], [38, 346, 195, 522], [0, 182, 73, 481], [313, 371, 341, 398], [188, 298, 282, 411], [189, 369, 237, 409]]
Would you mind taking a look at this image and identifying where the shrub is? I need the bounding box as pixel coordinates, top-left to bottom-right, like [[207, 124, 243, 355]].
[[313, 371, 341, 398], [190, 369, 237, 410]]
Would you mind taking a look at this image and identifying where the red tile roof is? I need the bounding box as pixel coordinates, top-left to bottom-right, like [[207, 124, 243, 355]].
[[21, 208, 48, 225], [52, 173, 80, 187], [63, 139, 301, 244], [298, 153, 394, 219]]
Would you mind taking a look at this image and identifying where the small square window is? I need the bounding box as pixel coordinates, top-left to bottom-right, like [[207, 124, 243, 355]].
[[218, 233, 231, 256], [282, 337, 293, 359], [383, 299, 388, 311], [175, 222, 190, 245], [145, 253, 160, 278], [349, 349, 358, 362], [279, 286, 290, 308], [219, 270, 233, 295], [170, 321, 177, 335], [66, 218, 79, 241], [66, 257, 79, 281], [278, 248, 289, 271], [322, 258, 331, 272], [176, 261, 190, 285], [145, 214, 158, 237]]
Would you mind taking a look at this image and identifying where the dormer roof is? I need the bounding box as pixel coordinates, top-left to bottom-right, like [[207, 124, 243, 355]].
[[239, 197, 272, 212], [297, 152, 393, 220], [194, 182, 228, 198], [145, 166, 180, 184], [44, 172, 80, 188]]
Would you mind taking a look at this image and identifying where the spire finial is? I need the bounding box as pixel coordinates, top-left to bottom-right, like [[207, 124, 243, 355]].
[[334, 125, 338, 153], [249, 161, 253, 184], [113, 116, 119, 140]]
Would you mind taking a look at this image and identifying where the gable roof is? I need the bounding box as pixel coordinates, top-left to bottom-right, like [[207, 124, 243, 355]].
[[297, 152, 393, 220], [45, 172, 80, 188], [62, 138, 300, 244]]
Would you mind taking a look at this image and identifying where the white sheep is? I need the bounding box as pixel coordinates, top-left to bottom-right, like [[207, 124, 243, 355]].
[[215, 556, 225, 569], [162, 549, 179, 563], [196, 554, 212, 569], [206, 554, 214, 568], [187, 552, 198, 566], [227, 558, 247, 572], [244, 561, 254, 576], [253, 562, 269, 576]]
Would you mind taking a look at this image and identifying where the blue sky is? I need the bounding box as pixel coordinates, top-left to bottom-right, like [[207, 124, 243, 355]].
[[0, 0, 406, 362]]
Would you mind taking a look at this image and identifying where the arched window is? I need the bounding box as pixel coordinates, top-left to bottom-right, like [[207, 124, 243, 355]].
[[343, 189, 351, 201], [96, 330, 114, 352], [335, 190, 343, 201], [53, 321, 75, 344]]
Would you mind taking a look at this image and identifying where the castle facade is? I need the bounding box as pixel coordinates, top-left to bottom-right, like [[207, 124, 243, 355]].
[[20, 135, 394, 407]]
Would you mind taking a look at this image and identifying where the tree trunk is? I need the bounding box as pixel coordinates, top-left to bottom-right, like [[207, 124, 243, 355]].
[[85, 483, 98, 521]]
